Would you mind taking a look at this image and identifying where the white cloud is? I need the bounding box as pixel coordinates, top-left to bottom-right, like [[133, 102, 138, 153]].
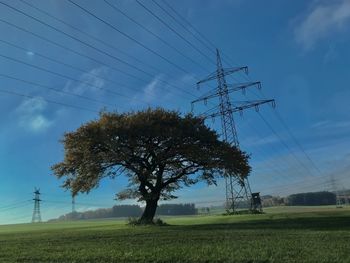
[[16, 97, 53, 132], [26, 51, 35, 57], [241, 134, 280, 148], [143, 77, 159, 102], [132, 74, 170, 105], [311, 119, 350, 129], [294, 0, 350, 50], [64, 67, 107, 95], [132, 73, 196, 108]]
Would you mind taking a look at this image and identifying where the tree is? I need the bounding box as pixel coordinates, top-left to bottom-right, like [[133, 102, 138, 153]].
[[286, 191, 336, 206], [52, 108, 250, 224]]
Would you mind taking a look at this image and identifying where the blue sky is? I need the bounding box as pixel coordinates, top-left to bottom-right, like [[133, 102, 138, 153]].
[[1, 0, 350, 224]]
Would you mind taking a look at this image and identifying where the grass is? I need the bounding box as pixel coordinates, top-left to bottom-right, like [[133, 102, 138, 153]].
[[1, 206, 350, 262]]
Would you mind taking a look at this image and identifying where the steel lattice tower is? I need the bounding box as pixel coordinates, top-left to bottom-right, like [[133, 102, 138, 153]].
[[31, 188, 42, 223], [192, 49, 275, 213]]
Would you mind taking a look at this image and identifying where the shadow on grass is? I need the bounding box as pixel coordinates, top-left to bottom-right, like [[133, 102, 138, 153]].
[[171, 215, 350, 232]]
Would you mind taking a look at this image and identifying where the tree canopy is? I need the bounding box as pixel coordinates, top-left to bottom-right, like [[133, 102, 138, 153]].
[[52, 108, 250, 223]]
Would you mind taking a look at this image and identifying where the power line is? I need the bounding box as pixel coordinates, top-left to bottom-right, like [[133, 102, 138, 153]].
[[0, 53, 135, 100], [0, 38, 152, 99], [152, 0, 215, 55], [242, 117, 316, 184], [0, 73, 115, 107], [0, 88, 98, 113], [0, 18, 149, 84], [103, 0, 210, 74], [0, 201, 31, 213], [18, 0, 162, 74], [0, 9, 207, 103], [0, 200, 30, 210], [66, 0, 206, 100], [257, 112, 316, 177], [161, 0, 217, 53], [0, 1, 158, 79], [66, 0, 194, 77], [160, 0, 250, 82], [249, 87, 325, 177], [273, 109, 324, 175], [135, 0, 215, 66], [0, 8, 202, 102]]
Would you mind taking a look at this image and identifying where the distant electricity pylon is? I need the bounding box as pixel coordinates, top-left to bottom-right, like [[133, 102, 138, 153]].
[[330, 175, 343, 208], [192, 49, 275, 213], [31, 187, 42, 223]]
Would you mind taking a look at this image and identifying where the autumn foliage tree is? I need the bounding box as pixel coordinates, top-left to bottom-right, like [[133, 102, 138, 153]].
[[52, 108, 250, 224]]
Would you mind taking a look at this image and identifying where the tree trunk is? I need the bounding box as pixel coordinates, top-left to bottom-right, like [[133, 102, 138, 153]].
[[140, 198, 158, 224]]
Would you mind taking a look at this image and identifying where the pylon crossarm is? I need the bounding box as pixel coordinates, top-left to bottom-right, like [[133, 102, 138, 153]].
[[229, 99, 275, 114], [221, 66, 248, 77], [196, 70, 219, 86], [199, 99, 275, 119], [192, 81, 262, 106], [191, 88, 220, 105], [196, 66, 248, 87], [226, 81, 261, 94]]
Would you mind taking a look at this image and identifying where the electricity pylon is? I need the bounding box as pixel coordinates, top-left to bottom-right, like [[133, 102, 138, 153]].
[[330, 175, 342, 208], [192, 49, 275, 213], [31, 187, 42, 223]]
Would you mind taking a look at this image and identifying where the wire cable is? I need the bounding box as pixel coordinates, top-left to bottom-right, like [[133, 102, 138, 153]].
[[0, 88, 98, 113], [0, 73, 115, 107], [0, 53, 138, 100], [103, 0, 211, 74], [18, 0, 163, 74]]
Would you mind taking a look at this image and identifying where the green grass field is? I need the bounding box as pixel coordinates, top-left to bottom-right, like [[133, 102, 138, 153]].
[[1, 206, 350, 263]]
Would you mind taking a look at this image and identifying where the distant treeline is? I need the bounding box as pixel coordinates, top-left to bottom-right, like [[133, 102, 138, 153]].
[[50, 203, 197, 221], [286, 191, 336, 206], [156, 203, 196, 215], [262, 191, 338, 207]]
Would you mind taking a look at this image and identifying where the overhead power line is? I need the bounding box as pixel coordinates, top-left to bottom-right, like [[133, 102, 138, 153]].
[[257, 112, 316, 177], [0, 18, 150, 84], [160, 0, 250, 80], [152, 0, 215, 55], [18, 0, 162, 74], [135, 0, 215, 66], [103, 0, 210, 74], [0, 38, 147, 97], [0, 53, 134, 100], [161, 0, 217, 53], [0, 7, 202, 101], [0, 88, 98, 113], [0, 1, 155, 78], [66, 0, 193, 76], [273, 109, 324, 175], [1, 1, 214, 102], [0, 73, 115, 107], [66, 0, 206, 99]]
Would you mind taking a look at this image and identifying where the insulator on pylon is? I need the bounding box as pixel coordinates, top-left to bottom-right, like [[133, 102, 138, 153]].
[[272, 100, 276, 108], [244, 67, 249, 75]]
